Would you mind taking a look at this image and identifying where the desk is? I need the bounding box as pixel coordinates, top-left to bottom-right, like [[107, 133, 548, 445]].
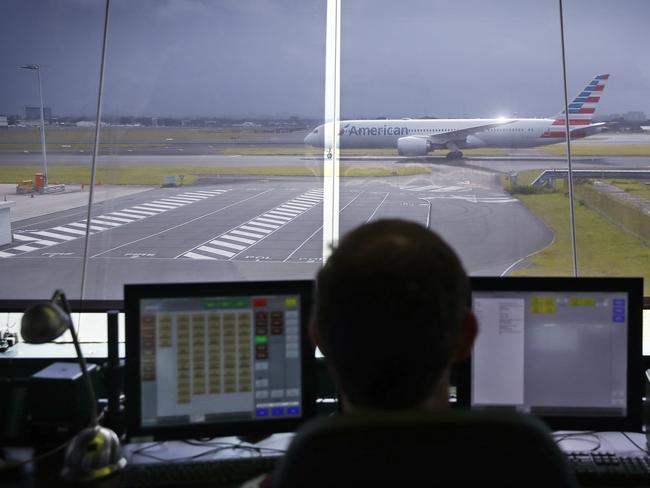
[[123, 433, 293, 464], [2, 431, 648, 487], [555, 431, 647, 455], [1, 434, 292, 487]]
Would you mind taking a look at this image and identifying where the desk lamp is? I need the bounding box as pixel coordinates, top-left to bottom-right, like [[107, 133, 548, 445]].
[[21, 290, 126, 482]]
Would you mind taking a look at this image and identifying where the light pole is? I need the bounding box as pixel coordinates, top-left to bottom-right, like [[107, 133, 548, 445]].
[[19, 64, 48, 189]]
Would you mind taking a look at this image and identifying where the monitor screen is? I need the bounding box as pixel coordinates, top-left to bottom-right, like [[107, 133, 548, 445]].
[[457, 277, 643, 431], [124, 280, 316, 440]]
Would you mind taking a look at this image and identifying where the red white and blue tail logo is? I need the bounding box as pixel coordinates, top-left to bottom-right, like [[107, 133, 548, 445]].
[[542, 74, 608, 138]]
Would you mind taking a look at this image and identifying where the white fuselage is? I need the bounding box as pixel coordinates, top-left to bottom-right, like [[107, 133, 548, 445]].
[[304, 118, 577, 151]]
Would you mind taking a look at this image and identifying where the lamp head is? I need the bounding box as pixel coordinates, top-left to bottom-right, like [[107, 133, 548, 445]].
[[21, 301, 71, 344], [19, 64, 40, 70]]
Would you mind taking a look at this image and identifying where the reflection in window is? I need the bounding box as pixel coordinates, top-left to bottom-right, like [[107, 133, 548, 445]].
[[0, 0, 648, 311]]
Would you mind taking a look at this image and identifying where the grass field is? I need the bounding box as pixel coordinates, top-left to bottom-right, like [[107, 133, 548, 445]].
[[222, 147, 509, 157], [504, 181, 650, 295], [0, 163, 431, 185], [0, 127, 277, 143], [540, 144, 650, 157], [502, 170, 650, 201], [604, 179, 650, 201], [5, 126, 650, 158], [1, 127, 510, 157]]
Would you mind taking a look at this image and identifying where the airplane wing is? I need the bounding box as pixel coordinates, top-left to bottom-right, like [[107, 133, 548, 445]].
[[569, 122, 606, 137], [425, 120, 516, 144]]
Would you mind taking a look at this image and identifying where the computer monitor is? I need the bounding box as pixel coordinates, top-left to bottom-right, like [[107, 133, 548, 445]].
[[456, 277, 643, 431], [124, 281, 317, 441]]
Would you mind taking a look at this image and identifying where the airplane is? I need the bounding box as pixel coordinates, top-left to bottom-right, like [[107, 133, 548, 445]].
[[304, 74, 609, 159]]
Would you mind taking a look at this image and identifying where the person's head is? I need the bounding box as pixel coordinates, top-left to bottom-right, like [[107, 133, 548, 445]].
[[311, 219, 477, 411]]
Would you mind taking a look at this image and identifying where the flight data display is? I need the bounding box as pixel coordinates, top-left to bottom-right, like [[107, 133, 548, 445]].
[[138, 294, 302, 427], [471, 291, 628, 417]]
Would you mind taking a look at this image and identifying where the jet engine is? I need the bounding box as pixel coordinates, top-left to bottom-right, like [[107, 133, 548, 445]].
[[397, 136, 430, 156]]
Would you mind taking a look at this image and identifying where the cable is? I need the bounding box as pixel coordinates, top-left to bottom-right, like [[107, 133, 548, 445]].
[[130, 440, 286, 463], [183, 439, 236, 448], [621, 431, 650, 455], [130, 441, 166, 456], [553, 431, 601, 451], [183, 438, 287, 455], [131, 445, 231, 463]]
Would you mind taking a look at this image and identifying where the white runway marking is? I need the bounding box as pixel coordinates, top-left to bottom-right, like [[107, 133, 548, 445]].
[[248, 221, 279, 229], [209, 240, 246, 251], [52, 226, 88, 236], [1, 188, 230, 258], [110, 211, 146, 219], [68, 222, 108, 231], [240, 225, 272, 234], [180, 188, 324, 261], [221, 235, 255, 245], [96, 215, 134, 223], [422, 195, 518, 204]]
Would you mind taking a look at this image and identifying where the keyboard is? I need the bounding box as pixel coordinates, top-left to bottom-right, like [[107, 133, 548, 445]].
[[567, 451, 650, 486], [119, 455, 281, 487]]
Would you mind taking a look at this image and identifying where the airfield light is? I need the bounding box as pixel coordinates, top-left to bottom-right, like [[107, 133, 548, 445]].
[[19, 64, 49, 189]]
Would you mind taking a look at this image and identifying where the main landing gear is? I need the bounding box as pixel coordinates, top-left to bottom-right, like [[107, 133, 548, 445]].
[[445, 150, 464, 160]]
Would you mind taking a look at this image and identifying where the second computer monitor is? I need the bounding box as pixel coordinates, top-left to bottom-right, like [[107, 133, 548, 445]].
[[457, 277, 643, 431]]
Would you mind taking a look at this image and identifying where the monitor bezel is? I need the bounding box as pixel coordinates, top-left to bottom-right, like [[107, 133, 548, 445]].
[[124, 280, 317, 441], [455, 277, 643, 432]]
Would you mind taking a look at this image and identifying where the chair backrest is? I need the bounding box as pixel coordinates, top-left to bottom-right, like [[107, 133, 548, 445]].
[[272, 409, 579, 488]]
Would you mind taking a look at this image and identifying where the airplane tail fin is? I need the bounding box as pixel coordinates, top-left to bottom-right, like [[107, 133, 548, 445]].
[[551, 74, 609, 125]]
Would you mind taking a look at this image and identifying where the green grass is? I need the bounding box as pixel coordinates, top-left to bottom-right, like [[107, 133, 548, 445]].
[[0, 143, 170, 152], [339, 165, 430, 177], [604, 179, 650, 201], [509, 192, 650, 295], [1, 127, 509, 157], [1, 165, 198, 186], [0, 163, 430, 185], [500, 169, 566, 194], [540, 144, 650, 157], [224, 147, 509, 157], [0, 127, 278, 143]]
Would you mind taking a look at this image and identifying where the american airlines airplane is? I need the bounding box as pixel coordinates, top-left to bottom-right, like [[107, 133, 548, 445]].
[[304, 74, 609, 159]]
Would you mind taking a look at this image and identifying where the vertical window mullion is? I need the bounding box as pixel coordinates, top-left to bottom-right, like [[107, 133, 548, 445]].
[[321, 0, 341, 262]]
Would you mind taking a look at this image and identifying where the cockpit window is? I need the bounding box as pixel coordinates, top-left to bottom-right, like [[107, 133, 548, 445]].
[[312, 129, 319, 134]]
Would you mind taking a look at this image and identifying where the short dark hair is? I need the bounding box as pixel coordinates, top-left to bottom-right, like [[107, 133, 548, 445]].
[[313, 219, 469, 410]]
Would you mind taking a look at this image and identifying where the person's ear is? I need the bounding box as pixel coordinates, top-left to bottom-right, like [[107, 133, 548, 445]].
[[453, 311, 478, 362]]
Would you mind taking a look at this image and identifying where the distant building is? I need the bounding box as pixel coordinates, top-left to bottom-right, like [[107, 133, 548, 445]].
[[0, 115, 7, 128], [622, 111, 646, 122], [595, 113, 622, 122], [75, 120, 109, 128], [25, 106, 52, 123]]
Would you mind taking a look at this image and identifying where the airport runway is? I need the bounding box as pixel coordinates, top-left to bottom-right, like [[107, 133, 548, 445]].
[[0, 164, 552, 300]]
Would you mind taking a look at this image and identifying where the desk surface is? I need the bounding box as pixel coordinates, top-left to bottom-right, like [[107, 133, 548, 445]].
[[555, 430, 647, 454], [2, 431, 648, 487], [123, 433, 293, 464]]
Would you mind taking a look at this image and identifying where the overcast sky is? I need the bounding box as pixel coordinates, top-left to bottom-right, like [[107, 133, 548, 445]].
[[1, 0, 649, 119]]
